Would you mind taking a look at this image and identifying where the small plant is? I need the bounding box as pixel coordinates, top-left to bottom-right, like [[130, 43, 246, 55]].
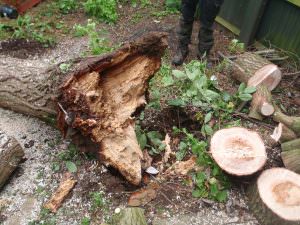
[[81, 217, 91, 225], [90, 191, 106, 209], [165, 0, 181, 11], [235, 82, 256, 102], [84, 0, 118, 23], [56, 0, 79, 14], [228, 39, 245, 54], [74, 20, 113, 55], [173, 127, 230, 202]]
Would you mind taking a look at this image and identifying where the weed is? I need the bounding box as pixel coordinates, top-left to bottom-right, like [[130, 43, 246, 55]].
[[165, 0, 181, 11], [56, 0, 79, 14], [173, 127, 230, 202], [58, 143, 79, 161], [84, 0, 118, 23], [228, 39, 245, 54], [74, 20, 113, 55], [59, 63, 72, 73], [81, 217, 91, 225], [90, 191, 106, 210]]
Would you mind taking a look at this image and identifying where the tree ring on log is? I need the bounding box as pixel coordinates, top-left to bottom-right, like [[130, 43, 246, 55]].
[[247, 64, 282, 91], [258, 168, 300, 221], [210, 127, 267, 176]]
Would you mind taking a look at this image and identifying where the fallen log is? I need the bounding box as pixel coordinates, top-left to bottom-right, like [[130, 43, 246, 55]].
[[249, 85, 274, 120], [247, 168, 300, 225], [0, 32, 168, 185], [273, 106, 300, 136], [281, 138, 300, 152], [0, 130, 25, 189], [271, 123, 298, 143], [210, 127, 267, 176], [282, 149, 300, 174], [232, 52, 282, 91]]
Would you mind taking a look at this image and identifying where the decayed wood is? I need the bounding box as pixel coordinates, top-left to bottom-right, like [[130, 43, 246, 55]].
[[44, 177, 77, 213], [249, 85, 274, 120], [247, 168, 300, 225], [210, 127, 267, 176], [232, 52, 282, 90], [0, 130, 25, 188], [0, 32, 168, 185]]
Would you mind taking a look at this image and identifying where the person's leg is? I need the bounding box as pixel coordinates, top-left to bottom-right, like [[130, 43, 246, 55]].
[[172, 0, 198, 66], [198, 0, 224, 59]]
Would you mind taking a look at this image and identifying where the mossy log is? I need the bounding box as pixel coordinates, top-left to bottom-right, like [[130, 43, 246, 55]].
[[281, 138, 300, 152], [232, 52, 282, 90], [0, 32, 168, 185], [249, 85, 274, 120], [282, 149, 300, 174], [0, 130, 25, 189], [247, 168, 300, 225]]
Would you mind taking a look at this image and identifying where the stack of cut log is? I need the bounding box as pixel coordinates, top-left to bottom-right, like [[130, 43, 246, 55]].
[[211, 52, 300, 225]]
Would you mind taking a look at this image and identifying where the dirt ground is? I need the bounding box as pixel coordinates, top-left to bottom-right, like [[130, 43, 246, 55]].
[[0, 1, 299, 225]]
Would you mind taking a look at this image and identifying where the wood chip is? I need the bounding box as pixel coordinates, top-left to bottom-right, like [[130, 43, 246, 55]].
[[44, 177, 77, 213], [163, 134, 172, 163], [164, 156, 200, 176]]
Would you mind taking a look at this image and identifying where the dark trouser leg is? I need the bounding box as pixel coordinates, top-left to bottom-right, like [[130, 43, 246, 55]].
[[172, 0, 198, 65], [198, 0, 224, 57]]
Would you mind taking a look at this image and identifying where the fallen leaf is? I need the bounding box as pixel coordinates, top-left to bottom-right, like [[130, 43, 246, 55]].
[[128, 187, 157, 206], [163, 134, 172, 163], [165, 156, 201, 176], [44, 177, 77, 213]]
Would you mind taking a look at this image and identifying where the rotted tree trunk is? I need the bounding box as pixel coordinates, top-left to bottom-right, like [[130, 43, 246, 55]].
[[0, 32, 168, 185], [0, 130, 25, 189], [210, 127, 267, 176], [247, 168, 300, 225]]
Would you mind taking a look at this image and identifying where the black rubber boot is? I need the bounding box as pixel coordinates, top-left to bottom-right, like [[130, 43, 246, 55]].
[[172, 17, 193, 66]]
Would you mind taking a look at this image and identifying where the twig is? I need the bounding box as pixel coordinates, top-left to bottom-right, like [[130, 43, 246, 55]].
[[233, 112, 275, 130]]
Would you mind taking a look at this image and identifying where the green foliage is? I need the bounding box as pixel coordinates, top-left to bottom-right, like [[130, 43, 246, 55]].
[[236, 83, 256, 102], [12, 15, 54, 45], [84, 0, 118, 23], [65, 161, 77, 173], [59, 63, 72, 73], [58, 143, 79, 161], [56, 0, 79, 14], [74, 20, 113, 55], [135, 124, 166, 155], [173, 127, 230, 202], [81, 217, 91, 225], [165, 0, 181, 11], [228, 39, 245, 54], [90, 191, 106, 209]]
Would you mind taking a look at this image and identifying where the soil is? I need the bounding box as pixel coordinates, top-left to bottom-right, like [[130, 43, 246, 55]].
[[0, 0, 299, 225]]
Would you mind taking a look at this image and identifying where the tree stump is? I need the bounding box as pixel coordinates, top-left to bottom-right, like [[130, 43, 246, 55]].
[[0, 130, 25, 188], [210, 127, 267, 176], [247, 168, 300, 225], [0, 32, 168, 185]]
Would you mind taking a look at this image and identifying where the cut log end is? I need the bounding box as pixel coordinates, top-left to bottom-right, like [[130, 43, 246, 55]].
[[210, 127, 267, 176], [261, 102, 275, 116], [249, 168, 300, 224], [247, 64, 282, 91]]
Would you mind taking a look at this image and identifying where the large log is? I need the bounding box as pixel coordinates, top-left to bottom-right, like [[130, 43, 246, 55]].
[[210, 127, 267, 176], [247, 168, 300, 225], [0, 32, 168, 185], [281, 149, 300, 174], [0, 130, 25, 188]]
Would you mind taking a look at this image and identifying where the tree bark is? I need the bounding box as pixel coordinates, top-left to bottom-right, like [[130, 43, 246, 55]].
[[247, 168, 300, 225], [281, 138, 300, 152], [281, 149, 300, 174], [0, 130, 25, 189], [249, 85, 274, 120], [273, 107, 300, 136], [0, 32, 168, 185], [232, 52, 282, 90], [280, 123, 298, 142]]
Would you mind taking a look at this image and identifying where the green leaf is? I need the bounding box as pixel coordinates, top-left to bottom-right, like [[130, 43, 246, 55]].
[[238, 93, 253, 101], [65, 161, 77, 173], [204, 112, 212, 124], [138, 133, 147, 149], [172, 70, 185, 78], [222, 92, 231, 102], [186, 69, 197, 81], [167, 99, 185, 107], [203, 90, 220, 101], [192, 189, 207, 198], [238, 83, 246, 93], [216, 190, 228, 202], [244, 86, 256, 94], [204, 124, 213, 135], [161, 75, 174, 86]]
